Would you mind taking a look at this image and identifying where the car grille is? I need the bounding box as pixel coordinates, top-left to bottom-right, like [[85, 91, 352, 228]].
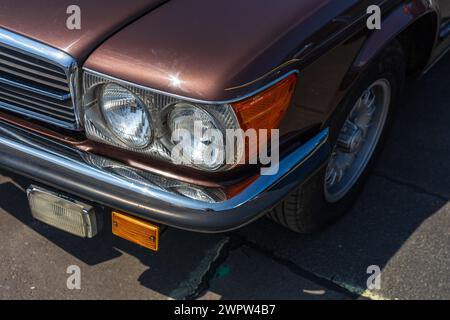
[[0, 28, 79, 129]]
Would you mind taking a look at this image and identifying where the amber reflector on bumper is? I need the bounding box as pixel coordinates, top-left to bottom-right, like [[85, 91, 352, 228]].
[[112, 211, 160, 251]]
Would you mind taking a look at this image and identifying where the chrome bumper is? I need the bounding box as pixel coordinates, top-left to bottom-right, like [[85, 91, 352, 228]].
[[0, 121, 330, 233]]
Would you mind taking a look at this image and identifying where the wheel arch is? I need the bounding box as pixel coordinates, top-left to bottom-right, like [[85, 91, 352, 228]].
[[351, 3, 439, 77], [397, 12, 439, 75]]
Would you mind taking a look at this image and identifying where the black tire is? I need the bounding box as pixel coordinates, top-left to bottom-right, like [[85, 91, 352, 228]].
[[268, 40, 406, 233]]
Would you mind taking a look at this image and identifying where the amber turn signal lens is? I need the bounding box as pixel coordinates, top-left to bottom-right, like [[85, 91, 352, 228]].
[[232, 74, 297, 132], [112, 211, 160, 251], [231, 74, 297, 162]]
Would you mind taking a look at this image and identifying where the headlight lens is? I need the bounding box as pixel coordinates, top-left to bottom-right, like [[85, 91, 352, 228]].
[[100, 84, 152, 149], [167, 103, 225, 170], [83, 71, 242, 172]]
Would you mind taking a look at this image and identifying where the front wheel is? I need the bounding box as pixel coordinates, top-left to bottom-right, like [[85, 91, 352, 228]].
[[324, 78, 391, 203], [268, 41, 405, 233]]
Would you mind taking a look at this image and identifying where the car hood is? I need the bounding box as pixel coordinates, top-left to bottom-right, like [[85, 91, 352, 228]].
[[0, 0, 167, 60], [84, 0, 346, 101], [1, 0, 356, 101]]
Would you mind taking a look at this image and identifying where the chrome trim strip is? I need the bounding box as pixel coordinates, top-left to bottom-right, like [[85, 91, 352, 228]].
[[225, 59, 300, 91], [0, 77, 71, 101], [0, 120, 329, 233], [0, 50, 67, 76], [0, 65, 69, 91], [0, 29, 73, 69], [0, 92, 75, 116], [83, 68, 300, 105], [0, 28, 81, 130], [0, 101, 76, 126], [0, 76, 71, 100], [0, 59, 68, 84], [69, 63, 83, 129]]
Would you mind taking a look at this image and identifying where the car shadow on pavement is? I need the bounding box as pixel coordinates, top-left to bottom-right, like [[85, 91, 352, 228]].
[[0, 174, 228, 299], [0, 54, 449, 300]]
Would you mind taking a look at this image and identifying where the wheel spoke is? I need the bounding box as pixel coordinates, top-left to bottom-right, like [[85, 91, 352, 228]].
[[353, 89, 376, 133], [354, 113, 371, 132]]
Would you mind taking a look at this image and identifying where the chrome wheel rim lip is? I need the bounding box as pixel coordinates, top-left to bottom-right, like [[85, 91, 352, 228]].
[[324, 79, 391, 203]]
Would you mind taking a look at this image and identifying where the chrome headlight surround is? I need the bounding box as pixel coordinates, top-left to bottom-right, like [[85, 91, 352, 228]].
[[82, 70, 241, 171]]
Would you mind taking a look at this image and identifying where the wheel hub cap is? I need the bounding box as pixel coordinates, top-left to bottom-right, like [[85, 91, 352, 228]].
[[324, 79, 391, 203], [337, 120, 364, 153]]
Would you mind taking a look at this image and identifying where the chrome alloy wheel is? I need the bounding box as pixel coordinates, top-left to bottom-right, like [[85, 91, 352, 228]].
[[324, 79, 391, 203]]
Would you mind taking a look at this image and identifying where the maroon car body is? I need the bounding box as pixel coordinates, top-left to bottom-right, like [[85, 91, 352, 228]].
[[0, 0, 449, 237]]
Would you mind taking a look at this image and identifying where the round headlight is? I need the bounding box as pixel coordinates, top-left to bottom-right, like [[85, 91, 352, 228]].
[[167, 103, 225, 170], [100, 83, 152, 149]]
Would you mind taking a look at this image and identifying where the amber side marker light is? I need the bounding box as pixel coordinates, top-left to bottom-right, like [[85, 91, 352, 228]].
[[231, 74, 298, 161], [232, 74, 297, 132], [112, 211, 160, 251]]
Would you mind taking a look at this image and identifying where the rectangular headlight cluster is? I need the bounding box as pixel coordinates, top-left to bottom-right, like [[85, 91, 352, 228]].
[[82, 70, 297, 172], [82, 70, 241, 172]]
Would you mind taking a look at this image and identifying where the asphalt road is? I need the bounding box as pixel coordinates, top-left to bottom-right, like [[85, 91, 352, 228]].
[[0, 55, 449, 300]]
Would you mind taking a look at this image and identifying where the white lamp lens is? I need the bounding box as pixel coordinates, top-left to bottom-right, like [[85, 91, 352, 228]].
[[168, 104, 225, 170], [173, 186, 216, 203], [101, 84, 152, 148]]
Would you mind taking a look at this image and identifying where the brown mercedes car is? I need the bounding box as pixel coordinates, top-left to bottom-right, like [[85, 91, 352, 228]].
[[0, 0, 449, 251]]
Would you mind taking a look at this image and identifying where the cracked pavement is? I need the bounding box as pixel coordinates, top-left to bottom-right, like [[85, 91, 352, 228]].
[[0, 54, 449, 300]]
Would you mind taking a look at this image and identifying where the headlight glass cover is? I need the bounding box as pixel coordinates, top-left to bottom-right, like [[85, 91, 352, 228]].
[[166, 103, 226, 170], [83, 71, 241, 171], [100, 84, 152, 148]]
